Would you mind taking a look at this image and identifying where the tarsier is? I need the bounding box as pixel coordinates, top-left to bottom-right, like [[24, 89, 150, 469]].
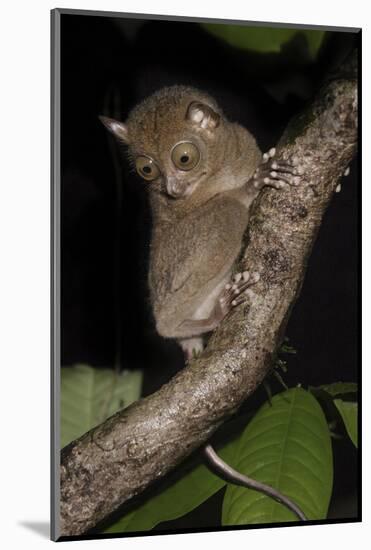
[[101, 85, 306, 521]]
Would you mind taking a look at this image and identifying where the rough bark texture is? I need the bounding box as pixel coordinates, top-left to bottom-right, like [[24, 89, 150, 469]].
[[60, 52, 358, 537]]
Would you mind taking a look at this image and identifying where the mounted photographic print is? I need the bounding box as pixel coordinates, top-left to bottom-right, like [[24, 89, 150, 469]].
[[51, 8, 361, 542]]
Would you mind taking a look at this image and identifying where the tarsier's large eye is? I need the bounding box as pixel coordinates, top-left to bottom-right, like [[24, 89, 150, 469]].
[[171, 142, 200, 171], [135, 156, 160, 181]]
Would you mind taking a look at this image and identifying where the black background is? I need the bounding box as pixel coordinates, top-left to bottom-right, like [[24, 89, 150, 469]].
[[60, 14, 359, 531]]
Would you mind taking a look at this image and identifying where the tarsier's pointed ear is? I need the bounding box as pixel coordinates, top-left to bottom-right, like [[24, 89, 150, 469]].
[[99, 115, 130, 144], [186, 101, 220, 130]]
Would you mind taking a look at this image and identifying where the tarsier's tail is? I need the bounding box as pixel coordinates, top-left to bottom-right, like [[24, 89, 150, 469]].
[[203, 443, 307, 521]]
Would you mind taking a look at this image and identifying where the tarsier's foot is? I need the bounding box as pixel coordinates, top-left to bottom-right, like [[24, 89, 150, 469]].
[[179, 336, 204, 362], [218, 271, 260, 317], [253, 148, 304, 190]]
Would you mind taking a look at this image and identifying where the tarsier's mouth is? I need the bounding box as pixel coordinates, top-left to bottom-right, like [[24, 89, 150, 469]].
[[165, 172, 207, 199], [165, 176, 191, 199]]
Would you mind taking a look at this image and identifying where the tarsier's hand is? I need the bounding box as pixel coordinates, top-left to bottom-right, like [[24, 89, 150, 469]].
[[252, 148, 304, 190]]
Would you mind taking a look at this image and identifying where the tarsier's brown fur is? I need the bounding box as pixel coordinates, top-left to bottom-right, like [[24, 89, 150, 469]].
[[100, 85, 306, 521], [102, 86, 264, 353]]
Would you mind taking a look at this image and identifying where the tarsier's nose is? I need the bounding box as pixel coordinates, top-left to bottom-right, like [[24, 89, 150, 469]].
[[166, 176, 187, 199]]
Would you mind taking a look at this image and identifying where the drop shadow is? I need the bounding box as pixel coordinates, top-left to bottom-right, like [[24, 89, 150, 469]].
[[19, 521, 49, 539]]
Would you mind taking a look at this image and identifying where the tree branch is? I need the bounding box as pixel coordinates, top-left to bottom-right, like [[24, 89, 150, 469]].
[[59, 51, 358, 537]]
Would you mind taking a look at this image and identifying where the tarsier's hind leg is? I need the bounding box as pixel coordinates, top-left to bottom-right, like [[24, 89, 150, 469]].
[[178, 270, 260, 356], [179, 271, 260, 361]]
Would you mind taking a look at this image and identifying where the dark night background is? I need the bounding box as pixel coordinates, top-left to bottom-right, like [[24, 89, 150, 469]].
[[60, 14, 359, 532]]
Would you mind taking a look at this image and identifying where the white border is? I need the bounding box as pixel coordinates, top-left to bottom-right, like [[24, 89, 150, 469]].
[[0, 1, 367, 548]]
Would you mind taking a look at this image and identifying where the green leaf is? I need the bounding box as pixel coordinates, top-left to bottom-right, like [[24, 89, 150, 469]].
[[61, 364, 142, 448], [222, 387, 333, 525], [104, 439, 236, 533], [314, 382, 357, 397], [309, 383, 358, 446], [202, 24, 325, 59], [334, 400, 358, 447]]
